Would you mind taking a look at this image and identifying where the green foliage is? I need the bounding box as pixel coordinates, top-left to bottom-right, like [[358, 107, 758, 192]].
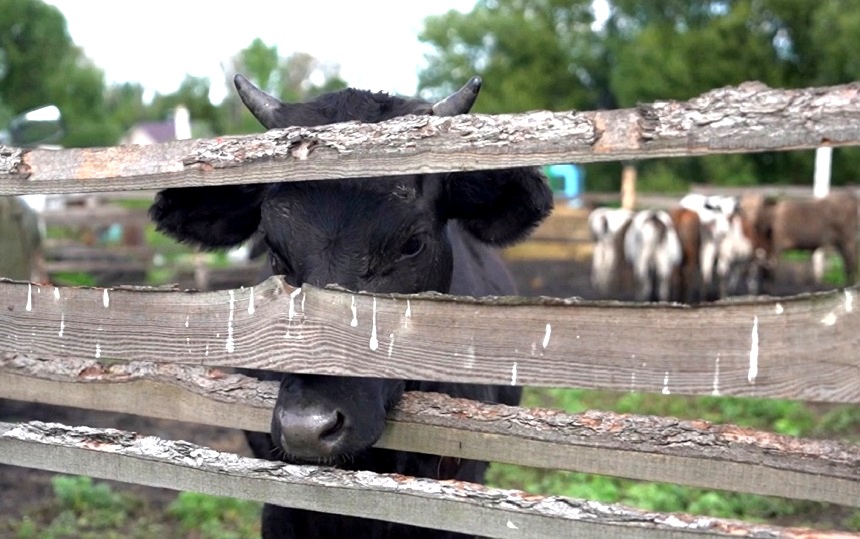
[[490, 387, 859, 529], [220, 40, 349, 135], [52, 475, 126, 516], [51, 271, 98, 287], [636, 161, 690, 194], [844, 510, 860, 531], [0, 0, 74, 112], [0, 0, 117, 147], [238, 38, 281, 96], [150, 75, 221, 136], [821, 252, 848, 286], [167, 492, 261, 539], [418, 0, 860, 190], [419, 0, 600, 114], [4, 475, 164, 539], [0, 477, 261, 539], [817, 406, 860, 441], [774, 250, 850, 287], [486, 464, 804, 521], [1, 2, 349, 146], [520, 386, 825, 437]]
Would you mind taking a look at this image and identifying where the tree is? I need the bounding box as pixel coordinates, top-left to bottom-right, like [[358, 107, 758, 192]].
[[418, 0, 620, 190], [219, 39, 348, 134], [0, 0, 114, 147], [418, 0, 860, 190], [0, 0, 71, 112], [606, 0, 788, 188], [607, 0, 860, 187], [419, 0, 600, 114], [277, 52, 347, 102], [151, 75, 221, 136], [104, 82, 150, 133]]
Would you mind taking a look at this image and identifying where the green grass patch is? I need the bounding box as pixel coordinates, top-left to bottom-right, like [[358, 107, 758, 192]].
[[168, 492, 261, 539], [485, 387, 860, 531], [50, 271, 98, 287], [0, 476, 261, 539], [780, 250, 850, 286]]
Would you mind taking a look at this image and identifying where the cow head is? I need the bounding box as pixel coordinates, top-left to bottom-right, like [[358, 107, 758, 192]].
[[149, 75, 551, 464]]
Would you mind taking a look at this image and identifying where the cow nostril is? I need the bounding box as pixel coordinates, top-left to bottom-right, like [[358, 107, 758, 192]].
[[320, 411, 345, 441], [276, 407, 350, 459]]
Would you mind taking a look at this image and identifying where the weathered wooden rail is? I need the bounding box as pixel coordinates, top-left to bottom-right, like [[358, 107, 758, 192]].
[[1, 81, 860, 537], [3, 81, 860, 196], [0, 277, 858, 402], [2, 356, 856, 508]]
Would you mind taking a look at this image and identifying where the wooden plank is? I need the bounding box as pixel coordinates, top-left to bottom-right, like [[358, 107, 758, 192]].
[[40, 206, 150, 226], [45, 261, 150, 274], [192, 263, 265, 291], [45, 245, 154, 259], [502, 240, 593, 261], [1, 82, 859, 195], [1, 277, 859, 403], [689, 184, 860, 199], [1, 356, 857, 507], [522, 205, 591, 241], [584, 193, 684, 210], [0, 421, 851, 539]]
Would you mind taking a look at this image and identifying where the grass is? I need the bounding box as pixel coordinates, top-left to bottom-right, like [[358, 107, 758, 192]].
[[5, 389, 855, 536], [167, 492, 261, 539], [0, 476, 261, 539], [780, 249, 848, 286], [485, 387, 860, 531], [50, 272, 99, 287]]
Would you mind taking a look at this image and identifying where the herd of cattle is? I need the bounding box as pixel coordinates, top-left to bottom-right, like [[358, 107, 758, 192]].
[[588, 190, 858, 303]]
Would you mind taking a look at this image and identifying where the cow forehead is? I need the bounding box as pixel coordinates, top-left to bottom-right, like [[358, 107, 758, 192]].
[[260, 177, 439, 243], [264, 176, 427, 208], [289, 89, 433, 126]]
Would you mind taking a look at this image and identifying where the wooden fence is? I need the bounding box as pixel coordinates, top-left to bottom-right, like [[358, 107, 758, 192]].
[[1, 81, 859, 537]]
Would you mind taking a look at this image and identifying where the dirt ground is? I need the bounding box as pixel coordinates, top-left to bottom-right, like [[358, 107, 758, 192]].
[[0, 256, 846, 526]]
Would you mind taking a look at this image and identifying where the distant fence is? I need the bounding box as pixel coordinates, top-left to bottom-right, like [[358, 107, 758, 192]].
[[1, 81, 859, 538]]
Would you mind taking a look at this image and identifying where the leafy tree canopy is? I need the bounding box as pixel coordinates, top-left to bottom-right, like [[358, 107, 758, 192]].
[[419, 0, 860, 189], [0, 0, 113, 146]]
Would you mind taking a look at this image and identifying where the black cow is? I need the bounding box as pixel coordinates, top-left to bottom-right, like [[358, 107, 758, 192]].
[[149, 74, 552, 538]]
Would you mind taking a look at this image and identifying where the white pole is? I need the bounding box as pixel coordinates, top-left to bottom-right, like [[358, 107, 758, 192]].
[[814, 147, 832, 198], [812, 147, 833, 282]]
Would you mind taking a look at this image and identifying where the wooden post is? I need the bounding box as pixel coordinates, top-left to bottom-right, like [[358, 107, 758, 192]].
[[620, 162, 637, 209], [812, 147, 833, 282]]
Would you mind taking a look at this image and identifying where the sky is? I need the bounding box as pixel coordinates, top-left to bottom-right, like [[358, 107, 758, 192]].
[[44, 0, 478, 103]]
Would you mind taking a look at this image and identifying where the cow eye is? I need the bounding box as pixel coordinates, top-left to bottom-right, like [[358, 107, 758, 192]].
[[398, 235, 425, 261]]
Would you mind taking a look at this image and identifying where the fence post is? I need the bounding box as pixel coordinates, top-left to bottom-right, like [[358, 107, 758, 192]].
[[620, 162, 637, 209], [812, 147, 833, 282]]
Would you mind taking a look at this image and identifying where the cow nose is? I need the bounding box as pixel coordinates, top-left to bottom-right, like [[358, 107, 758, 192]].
[[276, 406, 347, 458]]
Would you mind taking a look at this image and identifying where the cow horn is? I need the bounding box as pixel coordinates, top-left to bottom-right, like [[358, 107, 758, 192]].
[[233, 74, 285, 129], [432, 76, 482, 116]]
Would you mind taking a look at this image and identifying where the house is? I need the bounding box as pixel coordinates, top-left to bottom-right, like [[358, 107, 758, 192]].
[[120, 105, 192, 145]]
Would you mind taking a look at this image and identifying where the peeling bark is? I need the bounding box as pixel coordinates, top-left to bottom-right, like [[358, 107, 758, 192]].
[[1, 277, 858, 403], [1, 356, 857, 507], [1, 82, 859, 195], [0, 421, 852, 538]]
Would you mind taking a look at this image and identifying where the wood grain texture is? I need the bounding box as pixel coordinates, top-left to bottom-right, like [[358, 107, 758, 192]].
[[1, 421, 852, 539], [1, 356, 857, 507], [1, 277, 858, 403], [2, 82, 860, 195]]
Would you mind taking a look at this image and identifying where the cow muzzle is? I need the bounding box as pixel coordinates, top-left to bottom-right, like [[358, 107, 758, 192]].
[[274, 404, 348, 460], [270, 375, 403, 463]]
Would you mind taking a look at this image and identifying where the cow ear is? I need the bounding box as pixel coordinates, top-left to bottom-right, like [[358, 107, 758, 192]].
[[443, 167, 553, 246], [149, 184, 268, 249]]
